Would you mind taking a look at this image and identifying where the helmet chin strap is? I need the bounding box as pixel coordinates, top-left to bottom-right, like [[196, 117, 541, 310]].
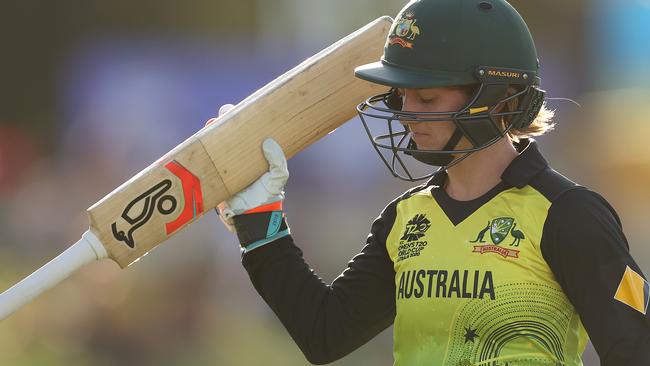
[[405, 127, 464, 167]]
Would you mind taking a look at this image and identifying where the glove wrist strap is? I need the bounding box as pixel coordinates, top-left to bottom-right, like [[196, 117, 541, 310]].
[[233, 211, 289, 252]]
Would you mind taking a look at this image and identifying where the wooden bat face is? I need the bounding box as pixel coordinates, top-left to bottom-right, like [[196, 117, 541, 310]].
[[110, 161, 204, 249], [89, 139, 227, 267], [88, 16, 393, 268]]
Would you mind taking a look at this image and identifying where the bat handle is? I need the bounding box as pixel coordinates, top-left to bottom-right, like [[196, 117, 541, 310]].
[[0, 230, 108, 320]]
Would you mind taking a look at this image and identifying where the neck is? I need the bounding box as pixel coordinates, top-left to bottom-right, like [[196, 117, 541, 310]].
[[444, 138, 519, 201]]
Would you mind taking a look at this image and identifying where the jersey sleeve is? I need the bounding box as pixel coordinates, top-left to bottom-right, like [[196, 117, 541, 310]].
[[241, 199, 399, 365], [540, 188, 650, 365]]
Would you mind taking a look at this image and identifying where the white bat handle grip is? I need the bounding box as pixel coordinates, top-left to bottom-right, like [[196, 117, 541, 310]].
[[0, 230, 108, 320]]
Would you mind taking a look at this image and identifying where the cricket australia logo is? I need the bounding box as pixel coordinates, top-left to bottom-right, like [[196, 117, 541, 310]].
[[469, 217, 524, 259], [397, 214, 431, 262], [111, 161, 204, 248], [388, 12, 421, 49]]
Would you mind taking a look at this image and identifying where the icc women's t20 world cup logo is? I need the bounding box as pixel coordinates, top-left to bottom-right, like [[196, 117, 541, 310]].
[[111, 161, 204, 249], [397, 214, 431, 262]]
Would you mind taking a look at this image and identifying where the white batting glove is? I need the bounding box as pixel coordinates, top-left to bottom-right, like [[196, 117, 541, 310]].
[[209, 104, 290, 251], [218, 138, 288, 227]]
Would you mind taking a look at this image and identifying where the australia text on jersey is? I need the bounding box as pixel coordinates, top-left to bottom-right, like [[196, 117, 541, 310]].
[[397, 269, 495, 300]]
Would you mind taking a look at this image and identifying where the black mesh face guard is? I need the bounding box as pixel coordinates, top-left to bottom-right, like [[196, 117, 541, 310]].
[[356, 84, 533, 182]]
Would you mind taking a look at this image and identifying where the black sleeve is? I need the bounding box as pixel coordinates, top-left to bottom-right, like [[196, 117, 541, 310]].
[[540, 188, 650, 365], [241, 200, 398, 365]]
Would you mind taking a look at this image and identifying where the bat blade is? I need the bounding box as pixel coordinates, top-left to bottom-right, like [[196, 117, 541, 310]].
[[89, 16, 392, 268], [0, 16, 392, 320]]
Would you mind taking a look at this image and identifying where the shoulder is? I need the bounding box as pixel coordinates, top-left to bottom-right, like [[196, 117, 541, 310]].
[[528, 166, 621, 225], [531, 166, 627, 249], [528, 166, 581, 202], [547, 188, 623, 229], [381, 181, 432, 214], [373, 181, 432, 231], [553, 188, 617, 212], [539, 186, 632, 291], [541, 186, 629, 260]]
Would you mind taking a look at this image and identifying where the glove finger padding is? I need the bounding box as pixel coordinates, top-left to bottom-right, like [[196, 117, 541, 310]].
[[226, 183, 281, 216], [218, 103, 235, 116], [205, 104, 235, 127], [261, 138, 289, 196], [217, 202, 236, 233], [222, 138, 287, 215]]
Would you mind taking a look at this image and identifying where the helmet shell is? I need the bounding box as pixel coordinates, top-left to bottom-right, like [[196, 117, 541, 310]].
[[355, 0, 540, 88]]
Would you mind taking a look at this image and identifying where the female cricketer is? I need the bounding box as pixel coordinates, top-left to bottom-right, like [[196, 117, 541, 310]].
[[215, 0, 650, 364]]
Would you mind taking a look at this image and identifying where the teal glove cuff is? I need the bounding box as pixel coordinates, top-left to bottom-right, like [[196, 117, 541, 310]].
[[233, 211, 290, 252], [243, 228, 290, 253]]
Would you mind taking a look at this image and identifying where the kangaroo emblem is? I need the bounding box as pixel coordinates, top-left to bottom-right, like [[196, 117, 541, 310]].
[[470, 221, 490, 243]]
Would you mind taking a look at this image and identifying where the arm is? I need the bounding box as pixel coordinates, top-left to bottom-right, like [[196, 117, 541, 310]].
[[209, 115, 398, 364], [540, 188, 650, 365], [241, 201, 398, 365]]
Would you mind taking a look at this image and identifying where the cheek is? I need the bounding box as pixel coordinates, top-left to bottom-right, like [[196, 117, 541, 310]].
[[419, 121, 456, 136]]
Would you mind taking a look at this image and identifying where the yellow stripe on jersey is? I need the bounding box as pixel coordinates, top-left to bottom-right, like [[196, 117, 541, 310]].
[[614, 265, 650, 315]]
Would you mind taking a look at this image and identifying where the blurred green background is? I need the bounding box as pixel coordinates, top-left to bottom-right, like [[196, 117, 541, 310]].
[[0, 0, 649, 365]]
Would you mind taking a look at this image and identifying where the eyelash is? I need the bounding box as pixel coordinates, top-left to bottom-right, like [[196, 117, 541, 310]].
[[395, 89, 436, 104]]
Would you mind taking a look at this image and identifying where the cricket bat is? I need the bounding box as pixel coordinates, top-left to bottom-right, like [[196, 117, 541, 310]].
[[0, 16, 392, 320]]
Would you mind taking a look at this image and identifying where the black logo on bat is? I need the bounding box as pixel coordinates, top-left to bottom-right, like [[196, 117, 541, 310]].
[[111, 179, 177, 248]]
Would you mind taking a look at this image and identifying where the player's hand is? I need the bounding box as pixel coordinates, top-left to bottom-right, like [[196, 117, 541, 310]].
[[209, 104, 290, 252]]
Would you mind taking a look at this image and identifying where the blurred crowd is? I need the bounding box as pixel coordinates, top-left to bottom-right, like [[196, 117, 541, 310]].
[[0, 0, 648, 365]]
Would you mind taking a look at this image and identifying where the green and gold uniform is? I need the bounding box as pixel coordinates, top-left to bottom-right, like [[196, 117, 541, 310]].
[[388, 146, 586, 365], [242, 140, 650, 365]]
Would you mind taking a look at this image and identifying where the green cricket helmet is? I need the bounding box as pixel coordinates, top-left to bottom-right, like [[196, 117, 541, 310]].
[[355, 0, 546, 181]]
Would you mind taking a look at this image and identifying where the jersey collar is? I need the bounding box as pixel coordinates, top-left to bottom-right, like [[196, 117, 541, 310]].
[[500, 139, 550, 188]]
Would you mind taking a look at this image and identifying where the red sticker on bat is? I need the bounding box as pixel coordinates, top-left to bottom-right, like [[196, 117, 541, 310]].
[[111, 161, 204, 249], [164, 161, 204, 234]]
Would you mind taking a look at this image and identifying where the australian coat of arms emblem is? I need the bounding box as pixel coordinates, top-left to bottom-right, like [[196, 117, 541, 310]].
[[470, 217, 525, 259], [388, 12, 420, 48], [490, 217, 514, 245]]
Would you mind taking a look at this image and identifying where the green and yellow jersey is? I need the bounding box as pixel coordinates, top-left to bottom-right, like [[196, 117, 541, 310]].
[[242, 140, 650, 365], [388, 172, 587, 365]]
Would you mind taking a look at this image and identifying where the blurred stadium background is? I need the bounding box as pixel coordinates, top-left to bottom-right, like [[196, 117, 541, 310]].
[[0, 0, 649, 365]]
